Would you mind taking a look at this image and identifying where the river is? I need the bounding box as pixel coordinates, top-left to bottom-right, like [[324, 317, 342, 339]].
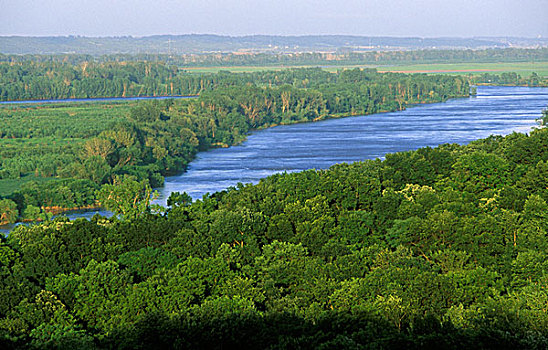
[[155, 86, 548, 204], [1, 86, 547, 234]]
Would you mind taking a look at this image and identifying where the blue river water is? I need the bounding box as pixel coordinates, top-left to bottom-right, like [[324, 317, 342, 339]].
[[1, 86, 547, 234]]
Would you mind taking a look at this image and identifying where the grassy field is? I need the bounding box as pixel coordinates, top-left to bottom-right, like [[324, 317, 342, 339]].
[[0, 101, 134, 196], [183, 61, 548, 76], [0, 175, 52, 197], [377, 61, 548, 76], [0, 101, 132, 132]]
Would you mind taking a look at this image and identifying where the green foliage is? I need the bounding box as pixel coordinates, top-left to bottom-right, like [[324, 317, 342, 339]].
[[117, 247, 180, 281], [0, 199, 18, 224], [166, 191, 192, 208], [1, 125, 548, 346], [96, 176, 157, 219], [1, 46, 547, 67], [472, 71, 548, 86]]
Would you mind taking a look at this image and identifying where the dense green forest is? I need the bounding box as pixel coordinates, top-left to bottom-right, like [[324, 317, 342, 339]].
[[0, 120, 547, 348], [0, 68, 470, 223]]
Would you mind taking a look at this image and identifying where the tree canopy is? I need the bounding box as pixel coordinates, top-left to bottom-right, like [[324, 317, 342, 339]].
[[1, 125, 547, 348]]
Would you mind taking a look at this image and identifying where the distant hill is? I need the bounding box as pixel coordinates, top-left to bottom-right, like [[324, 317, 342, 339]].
[[1, 34, 547, 55]]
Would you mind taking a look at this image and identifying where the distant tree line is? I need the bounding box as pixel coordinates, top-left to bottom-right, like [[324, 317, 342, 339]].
[[1, 56, 546, 103], [1, 47, 547, 67], [471, 72, 546, 86]]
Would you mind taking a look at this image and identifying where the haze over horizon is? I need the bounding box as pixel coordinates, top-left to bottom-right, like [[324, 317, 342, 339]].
[[1, 0, 547, 38]]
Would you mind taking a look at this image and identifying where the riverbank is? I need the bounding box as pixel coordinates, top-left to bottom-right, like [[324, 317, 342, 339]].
[[0, 87, 471, 229], [1, 93, 463, 227], [0, 72, 474, 227]]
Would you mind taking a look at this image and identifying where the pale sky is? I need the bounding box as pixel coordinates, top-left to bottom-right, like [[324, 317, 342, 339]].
[[1, 0, 547, 37]]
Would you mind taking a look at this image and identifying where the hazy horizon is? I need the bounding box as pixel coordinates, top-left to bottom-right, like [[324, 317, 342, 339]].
[[1, 0, 547, 38], [0, 33, 545, 39]]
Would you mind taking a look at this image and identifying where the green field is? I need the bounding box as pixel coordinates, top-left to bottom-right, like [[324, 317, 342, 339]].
[[183, 61, 548, 76], [0, 101, 133, 196], [378, 61, 548, 76]]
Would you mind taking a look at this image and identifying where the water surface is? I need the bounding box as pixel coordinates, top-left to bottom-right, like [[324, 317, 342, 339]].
[[157, 86, 548, 204]]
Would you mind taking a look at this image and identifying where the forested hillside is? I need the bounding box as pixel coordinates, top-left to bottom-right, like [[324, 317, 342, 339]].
[[1, 121, 547, 349], [0, 69, 470, 223]]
